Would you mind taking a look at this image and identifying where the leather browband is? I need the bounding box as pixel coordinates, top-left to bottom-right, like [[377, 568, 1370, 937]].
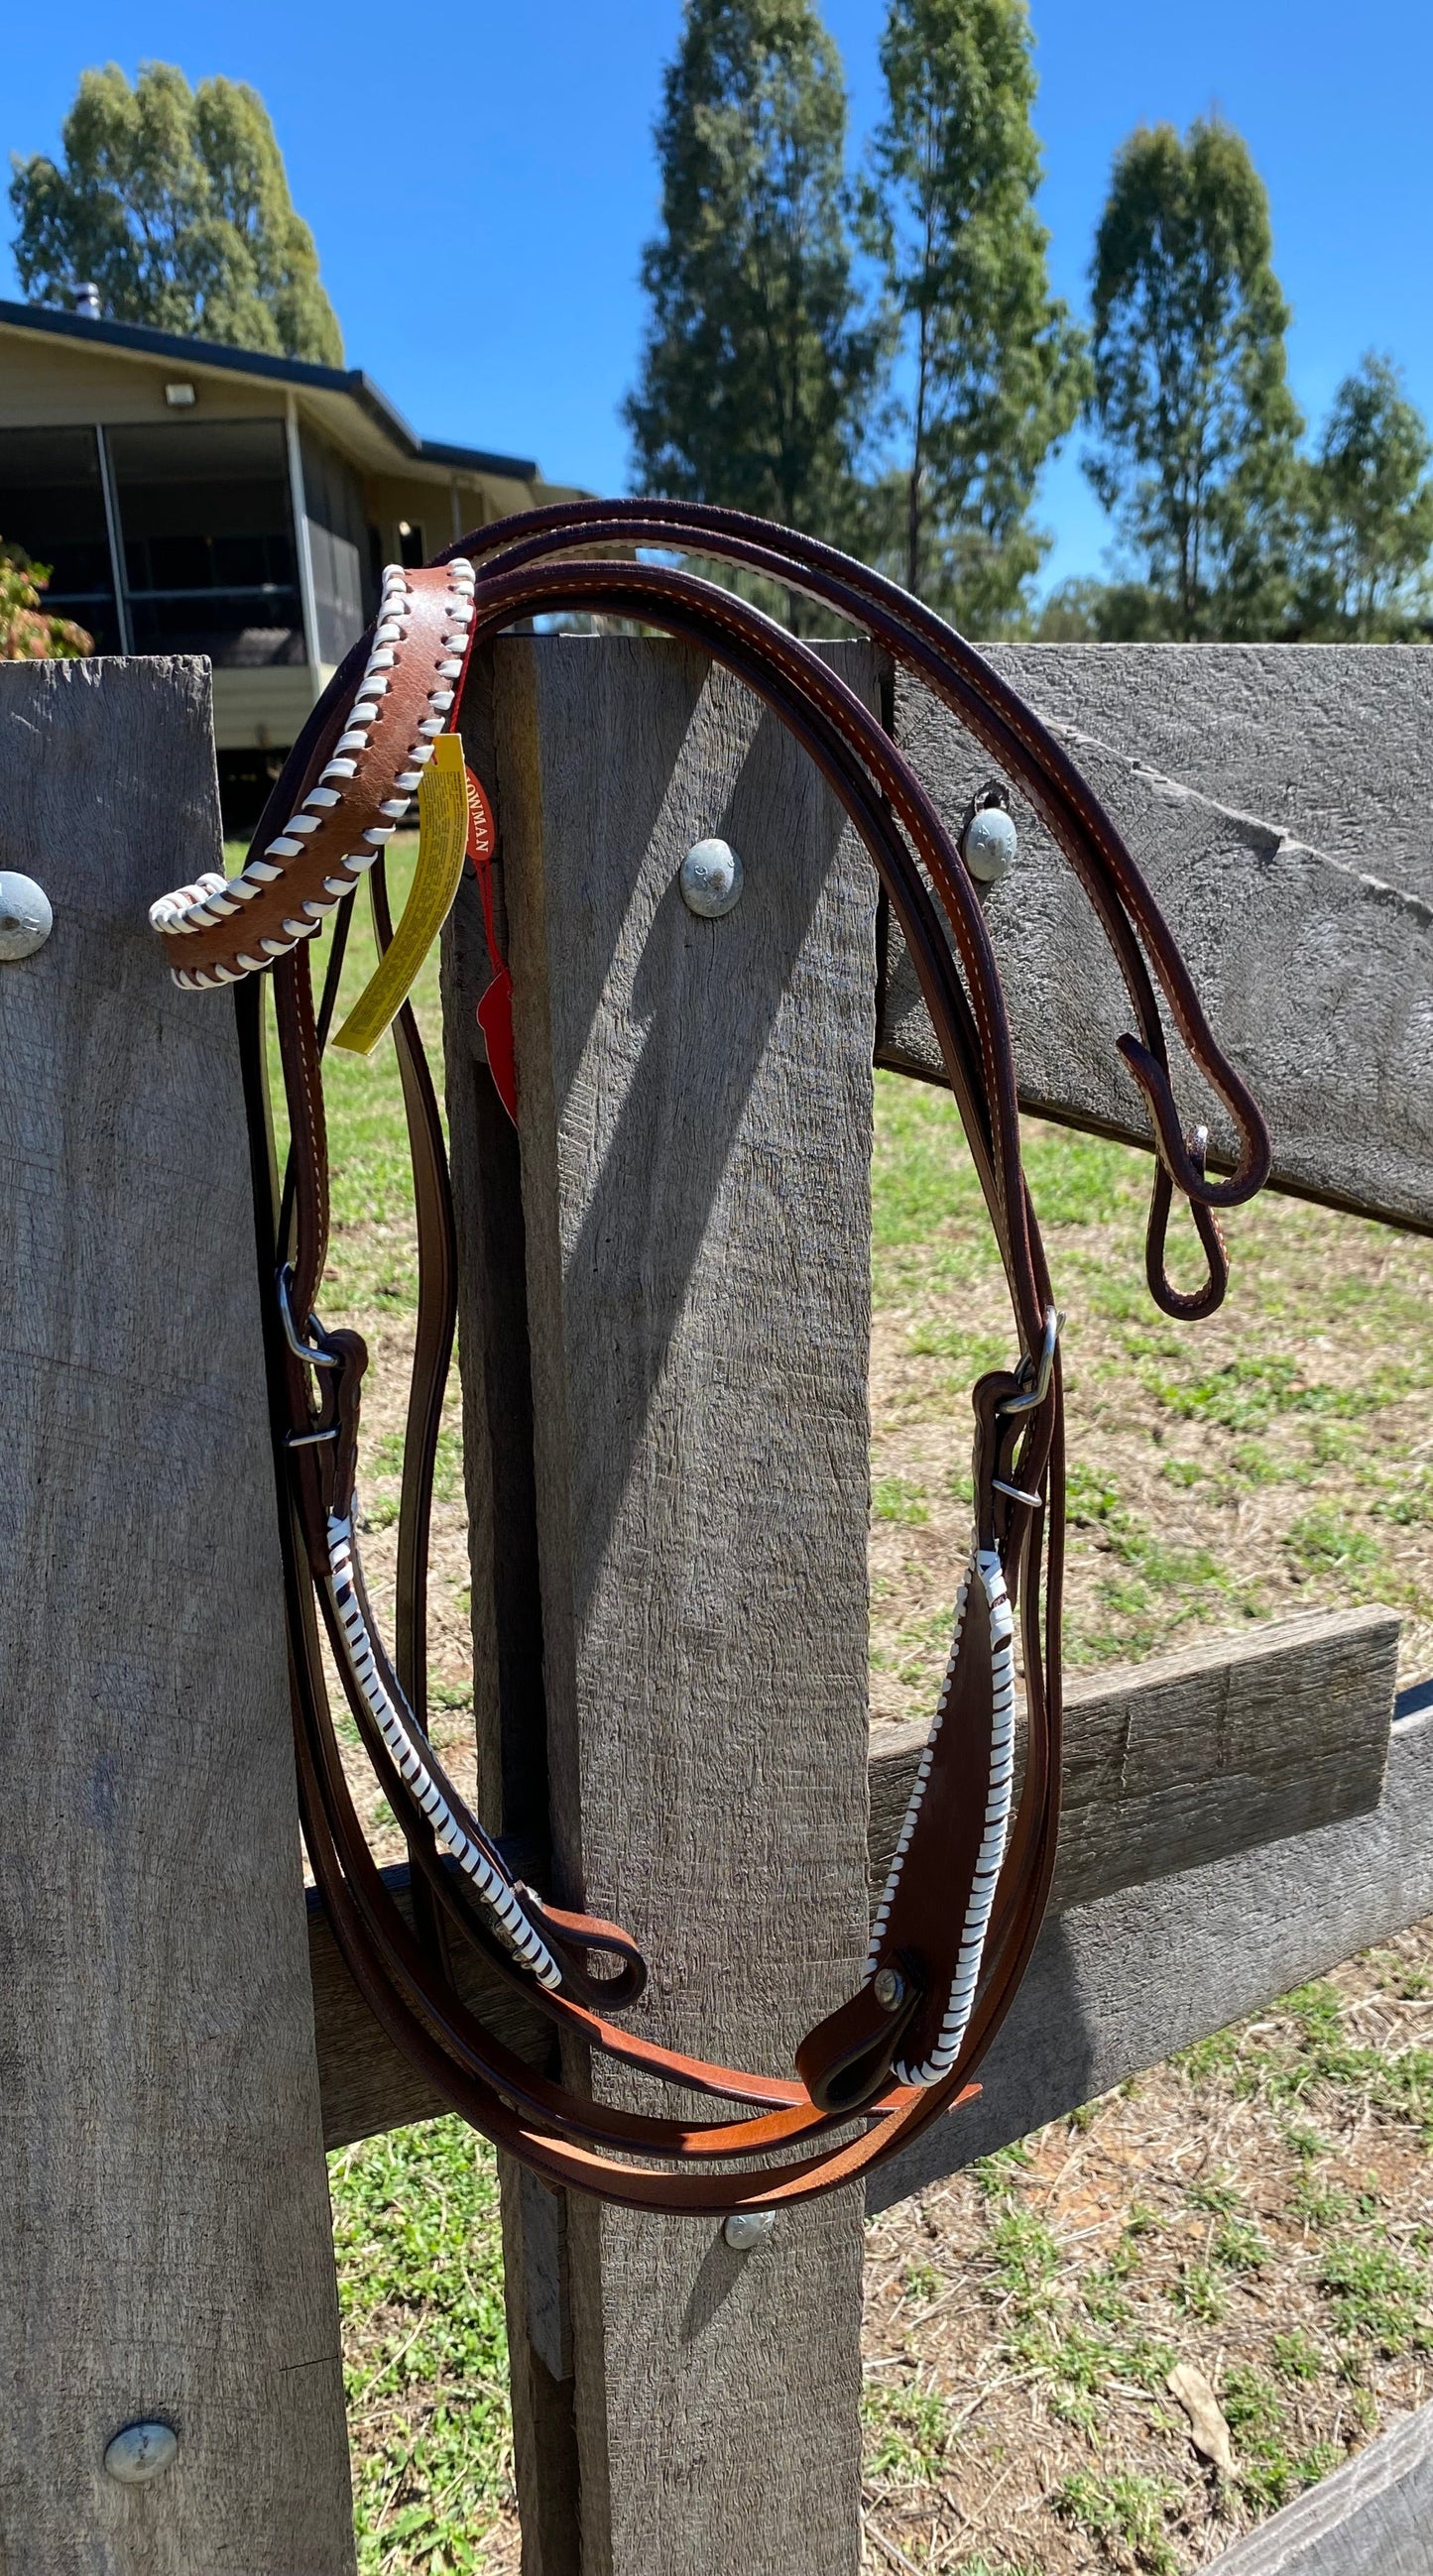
[[150, 504, 1269, 2208]]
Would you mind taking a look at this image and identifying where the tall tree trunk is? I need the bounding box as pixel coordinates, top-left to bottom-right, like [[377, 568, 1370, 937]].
[[908, 309, 928, 599], [906, 187, 935, 601]]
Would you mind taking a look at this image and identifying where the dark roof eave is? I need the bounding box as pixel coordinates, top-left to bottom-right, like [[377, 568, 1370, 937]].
[[417, 434, 540, 478], [0, 296, 540, 482]]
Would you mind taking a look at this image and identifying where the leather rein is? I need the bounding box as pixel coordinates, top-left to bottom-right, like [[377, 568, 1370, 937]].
[[150, 502, 1269, 2209]]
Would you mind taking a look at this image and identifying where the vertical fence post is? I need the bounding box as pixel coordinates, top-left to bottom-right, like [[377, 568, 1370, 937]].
[[0, 661, 354, 2575], [448, 636, 880, 2575]]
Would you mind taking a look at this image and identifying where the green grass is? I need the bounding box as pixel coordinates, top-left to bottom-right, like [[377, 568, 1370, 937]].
[[970, 2140, 1034, 2198], [243, 832, 444, 1318], [1055, 2468, 1181, 2575], [987, 2203, 1060, 2300], [1174, 1979, 1433, 2149], [900, 2257, 942, 2305], [1064, 1457, 1243, 1663], [1270, 2328, 1324, 2384], [330, 2121, 512, 2573], [1186, 2170, 1242, 2216], [1212, 2216, 1270, 2275], [869, 1071, 1433, 1690], [1165, 2260, 1228, 2324], [873, 1471, 929, 1525], [1314, 2239, 1432, 2356], [1283, 1510, 1383, 1589], [1221, 2364, 1340, 2513], [861, 2380, 954, 2483]]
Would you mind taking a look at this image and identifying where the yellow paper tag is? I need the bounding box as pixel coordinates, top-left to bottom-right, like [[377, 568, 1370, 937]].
[[332, 735, 470, 1056]]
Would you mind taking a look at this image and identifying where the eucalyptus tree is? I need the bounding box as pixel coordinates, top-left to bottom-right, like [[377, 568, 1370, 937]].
[[625, 0, 877, 564], [865, 0, 1085, 626], [1297, 355, 1433, 638], [1086, 117, 1300, 638], [11, 60, 342, 363]]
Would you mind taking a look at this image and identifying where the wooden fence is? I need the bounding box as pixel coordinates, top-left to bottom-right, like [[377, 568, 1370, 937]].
[[1, 637, 1430, 2576]]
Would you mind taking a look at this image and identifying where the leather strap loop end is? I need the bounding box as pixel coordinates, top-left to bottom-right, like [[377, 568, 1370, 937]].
[[1143, 1157, 1230, 1322], [795, 1963, 925, 2114], [1118, 1032, 1271, 1211], [516, 1890, 650, 2015]]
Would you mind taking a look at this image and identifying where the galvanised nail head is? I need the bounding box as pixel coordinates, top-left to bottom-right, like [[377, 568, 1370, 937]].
[[680, 839, 743, 918]]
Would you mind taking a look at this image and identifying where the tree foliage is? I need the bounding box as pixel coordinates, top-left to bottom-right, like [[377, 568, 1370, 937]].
[[864, 0, 1085, 628], [0, 547, 91, 660], [1030, 575, 1170, 641], [1296, 354, 1433, 639], [1086, 118, 1301, 639], [10, 61, 342, 363], [625, 0, 875, 551]]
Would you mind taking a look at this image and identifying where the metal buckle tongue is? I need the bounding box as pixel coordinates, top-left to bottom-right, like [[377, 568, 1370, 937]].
[[278, 1262, 341, 1370], [997, 1305, 1063, 1420], [278, 1263, 345, 1450], [991, 1307, 1062, 1508]]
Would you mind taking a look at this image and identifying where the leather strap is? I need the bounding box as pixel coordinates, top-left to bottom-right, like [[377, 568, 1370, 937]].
[[151, 560, 476, 986], [158, 505, 1269, 2206]]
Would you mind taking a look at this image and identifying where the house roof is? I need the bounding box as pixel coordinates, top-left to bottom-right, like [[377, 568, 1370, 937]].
[[0, 296, 542, 484]]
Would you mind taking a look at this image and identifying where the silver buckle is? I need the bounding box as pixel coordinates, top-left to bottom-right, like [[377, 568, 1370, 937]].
[[998, 1306, 1063, 1419], [278, 1263, 340, 1369]]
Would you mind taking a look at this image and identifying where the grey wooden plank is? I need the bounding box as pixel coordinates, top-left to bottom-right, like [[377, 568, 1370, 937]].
[[981, 644, 1433, 906], [880, 661, 1433, 1233], [1207, 2397, 1433, 2573], [306, 1868, 546, 2150], [312, 1606, 1397, 2150], [0, 659, 354, 2573], [871, 1604, 1395, 1913], [868, 1703, 1433, 2214], [465, 632, 880, 2576], [497, 2164, 583, 2576]]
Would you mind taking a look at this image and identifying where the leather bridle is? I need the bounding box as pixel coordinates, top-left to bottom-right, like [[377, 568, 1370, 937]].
[[151, 503, 1268, 2208]]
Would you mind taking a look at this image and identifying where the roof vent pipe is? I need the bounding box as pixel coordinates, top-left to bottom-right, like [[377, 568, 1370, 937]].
[[72, 282, 101, 320]]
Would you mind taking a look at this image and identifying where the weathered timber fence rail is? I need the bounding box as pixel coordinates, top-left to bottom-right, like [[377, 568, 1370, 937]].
[[1, 640, 1430, 2576], [880, 644, 1433, 1233]]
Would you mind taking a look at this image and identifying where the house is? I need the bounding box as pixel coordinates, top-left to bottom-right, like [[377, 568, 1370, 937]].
[[0, 294, 582, 811]]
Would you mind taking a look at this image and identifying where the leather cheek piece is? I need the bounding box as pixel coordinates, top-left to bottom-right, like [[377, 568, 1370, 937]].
[[868, 1573, 1008, 2079]]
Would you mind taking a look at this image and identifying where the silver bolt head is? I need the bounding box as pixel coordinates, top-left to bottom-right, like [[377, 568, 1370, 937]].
[[961, 806, 1018, 885], [679, 838, 743, 918], [723, 2207, 776, 2251], [873, 1966, 905, 2013], [103, 2420, 179, 2484], [0, 871, 53, 961]]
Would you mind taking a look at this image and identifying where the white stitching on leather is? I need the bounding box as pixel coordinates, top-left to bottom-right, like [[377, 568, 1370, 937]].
[[865, 1547, 1016, 2090], [153, 560, 472, 985], [325, 1511, 561, 1988]]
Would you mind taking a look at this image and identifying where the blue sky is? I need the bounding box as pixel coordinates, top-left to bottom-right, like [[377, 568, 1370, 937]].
[[6, 2, 1431, 591]]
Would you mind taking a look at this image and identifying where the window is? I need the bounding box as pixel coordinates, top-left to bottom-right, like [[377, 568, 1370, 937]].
[[300, 430, 373, 664], [398, 521, 426, 569], [0, 427, 120, 649], [105, 418, 303, 665]]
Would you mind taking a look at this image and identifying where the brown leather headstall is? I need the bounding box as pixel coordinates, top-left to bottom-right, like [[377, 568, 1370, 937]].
[[150, 505, 1269, 2208]]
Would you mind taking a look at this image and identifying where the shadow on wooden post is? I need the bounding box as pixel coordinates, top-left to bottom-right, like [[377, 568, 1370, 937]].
[[447, 637, 882, 2576]]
